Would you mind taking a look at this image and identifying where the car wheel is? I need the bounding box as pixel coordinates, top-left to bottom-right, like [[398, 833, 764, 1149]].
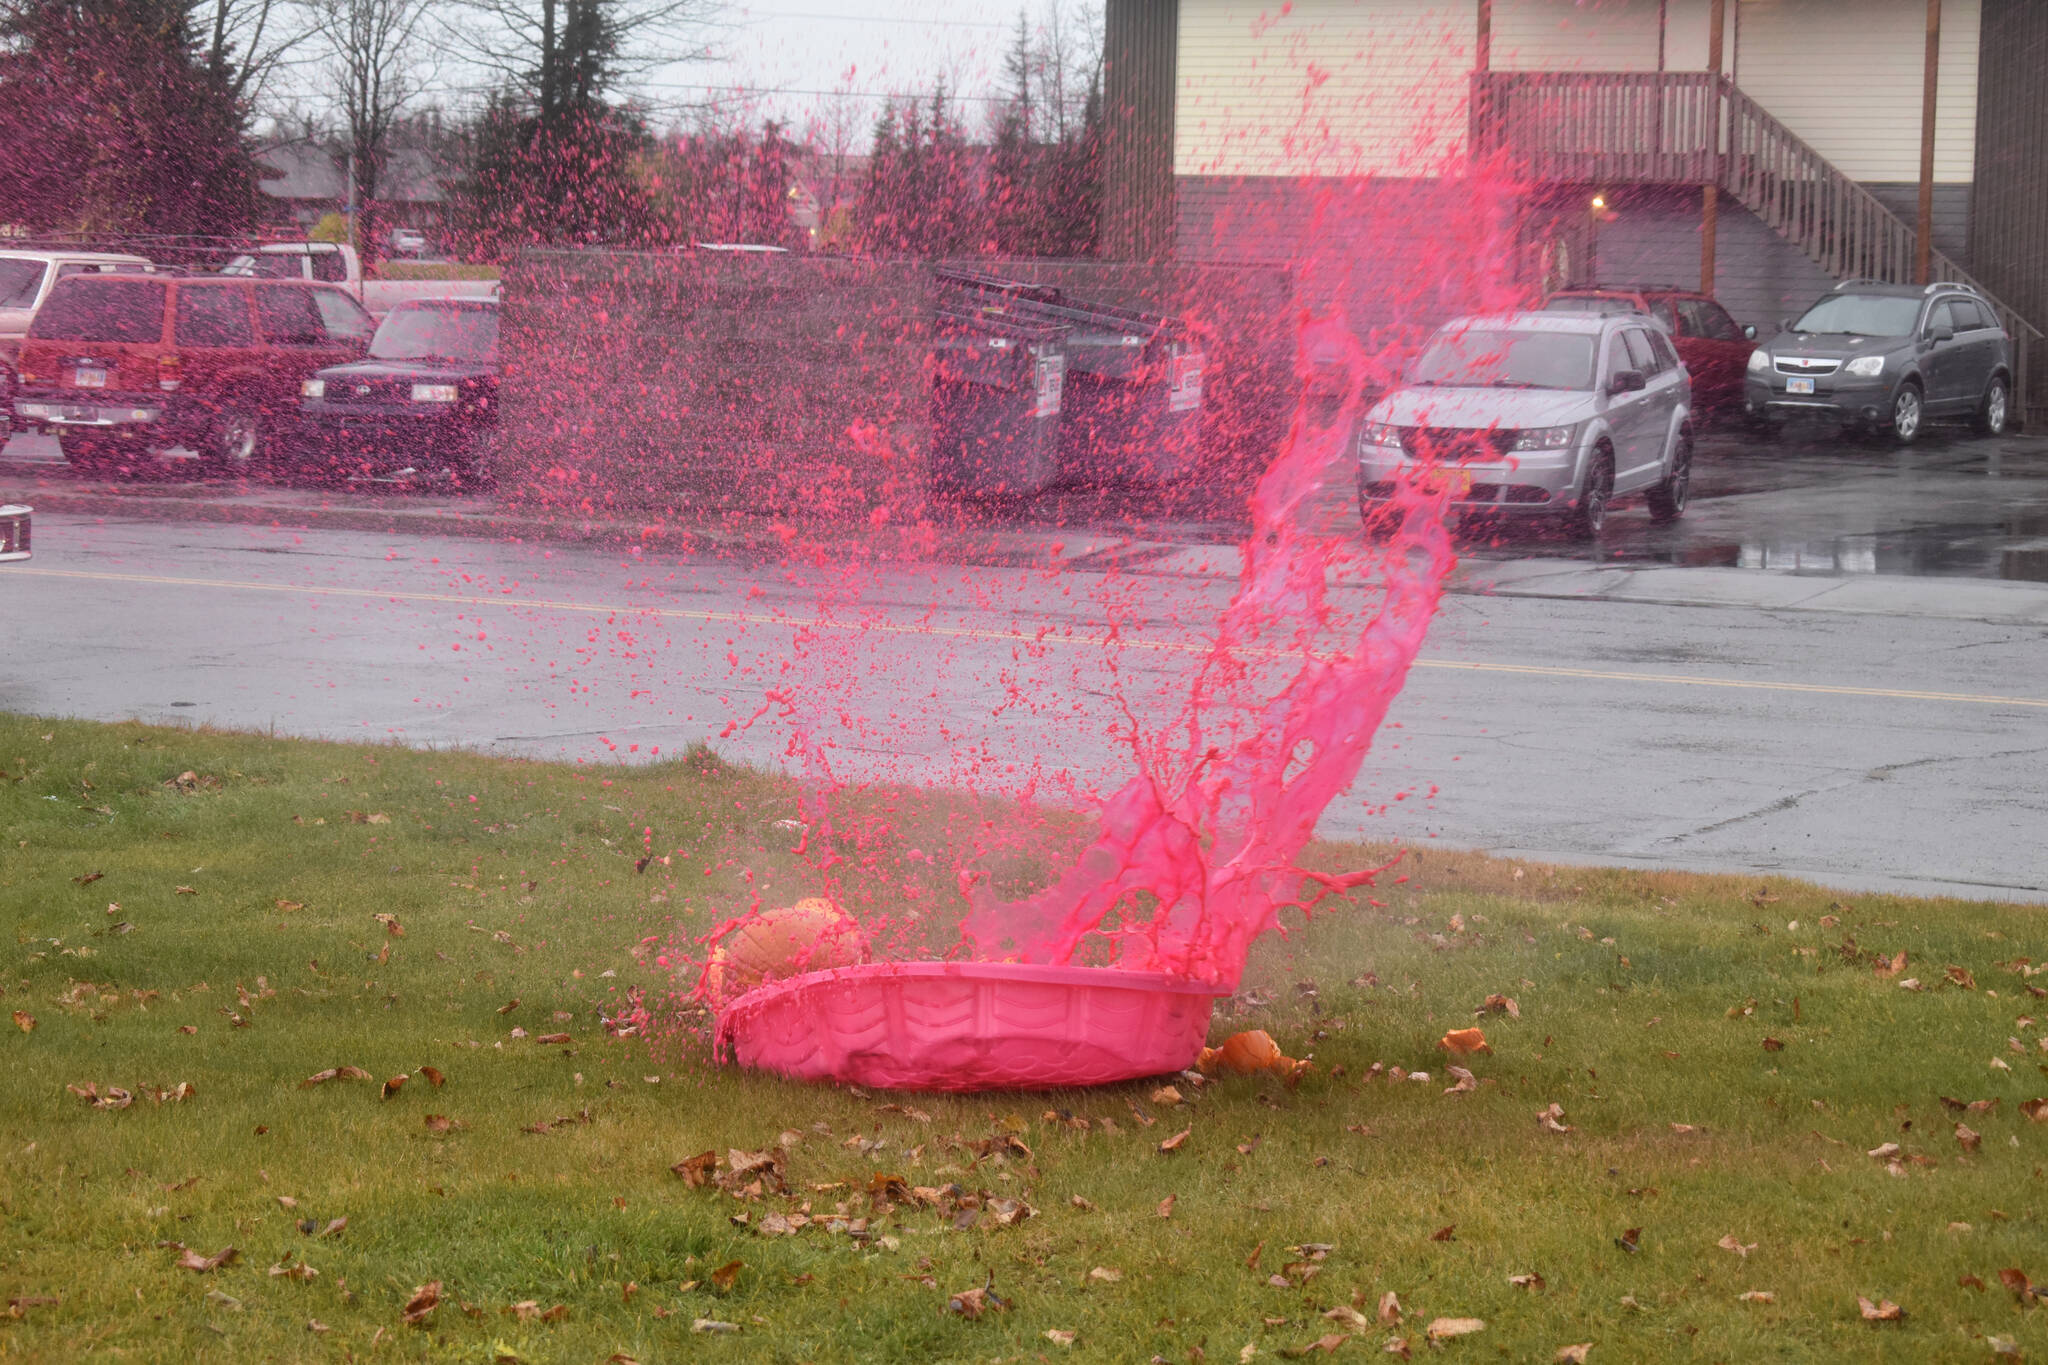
[[206, 404, 265, 476], [1974, 374, 2010, 437], [447, 426, 500, 494], [1888, 382, 1924, 444], [1564, 448, 1614, 540], [1647, 428, 1692, 523]]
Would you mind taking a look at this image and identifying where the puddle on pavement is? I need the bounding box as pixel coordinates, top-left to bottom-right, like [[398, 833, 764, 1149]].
[[1461, 514, 2048, 584]]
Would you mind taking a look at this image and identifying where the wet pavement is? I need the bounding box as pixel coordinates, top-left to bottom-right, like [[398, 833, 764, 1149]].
[[4, 510, 2044, 903], [6, 419, 2048, 582]]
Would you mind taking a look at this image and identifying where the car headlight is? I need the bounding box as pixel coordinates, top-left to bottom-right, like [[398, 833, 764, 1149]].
[[300, 378, 325, 399], [1359, 421, 1404, 450], [1511, 425, 1575, 451], [411, 384, 459, 403], [1746, 349, 1770, 374], [1843, 355, 1886, 377]]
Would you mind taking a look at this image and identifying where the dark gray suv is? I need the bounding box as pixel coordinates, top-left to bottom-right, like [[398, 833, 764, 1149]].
[[1744, 280, 2011, 443]]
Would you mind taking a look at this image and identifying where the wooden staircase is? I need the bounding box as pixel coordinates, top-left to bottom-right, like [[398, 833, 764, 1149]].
[[1471, 70, 2044, 427]]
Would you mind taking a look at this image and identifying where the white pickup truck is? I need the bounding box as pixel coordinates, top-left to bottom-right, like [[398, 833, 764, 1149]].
[[222, 242, 499, 317]]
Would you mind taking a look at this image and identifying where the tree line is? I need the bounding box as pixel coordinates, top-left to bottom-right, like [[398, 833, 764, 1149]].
[[0, 0, 1103, 262]]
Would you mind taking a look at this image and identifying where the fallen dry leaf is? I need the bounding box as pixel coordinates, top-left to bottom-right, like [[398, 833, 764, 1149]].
[[1537, 1102, 1573, 1133], [381, 1075, 406, 1100], [1159, 1128, 1191, 1154], [175, 886, 197, 896], [1156, 1194, 1177, 1219], [1430, 1225, 1456, 1242], [1554, 1347, 1593, 1365], [1761, 1037, 1785, 1052], [497, 999, 520, 1014], [1150, 1085, 1183, 1107], [1088, 1266, 1122, 1284], [12, 1011, 33, 1033], [299, 1066, 372, 1088], [709, 1260, 744, 1292], [1956, 1122, 1982, 1152], [1443, 1066, 1478, 1095], [1425, 1317, 1486, 1342], [1279, 1334, 1349, 1357], [306, 1318, 330, 1334], [1717, 1234, 1757, 1258], [1946, 965, 1978, 990], [1069, 1194, 1097, 1212], [672, 1150, 718, 1187], [1044, 1329, 1077, 1347], [424, 1114, 464, 1134], [692, 1318, 740, 1333], [1738, 1290, 1775, 1304], [418, 1065, 445, 1088], [1867, 1142, 1901, 1160], [313, 1217, 347, 1239], [372, 913, 404, 936], [1383, 1339, 1410, 1359], [1856, 1296, 1903, 1322], [1377, 1290, 1403, 1324], [176, 1246, 239, 1273], [1323, 1304, 1370, 1330], [1508, 1272, 1547, 1290], [1476, 994, 1520, 1019], [400, 1282, 441, 1326], [2019, 1098, 2048, 1123], [536, 1032, 571, 1046], [269, 1259, 317, 1281], [946, 1284, 1008, 1319]]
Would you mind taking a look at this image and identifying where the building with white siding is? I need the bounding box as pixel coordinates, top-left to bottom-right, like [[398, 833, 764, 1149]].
[[1102, 0, 2048, 420]]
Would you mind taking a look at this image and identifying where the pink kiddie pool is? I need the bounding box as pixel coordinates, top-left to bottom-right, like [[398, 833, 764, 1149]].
[[715, 961, 1229, 1092]]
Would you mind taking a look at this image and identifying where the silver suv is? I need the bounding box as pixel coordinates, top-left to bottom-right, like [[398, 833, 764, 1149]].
[[1357, 310, 1694, 539], [1744, 280, 2012, 443]]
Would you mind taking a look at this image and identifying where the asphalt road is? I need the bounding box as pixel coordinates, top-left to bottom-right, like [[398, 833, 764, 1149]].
[[5, 510, 2044, 904]]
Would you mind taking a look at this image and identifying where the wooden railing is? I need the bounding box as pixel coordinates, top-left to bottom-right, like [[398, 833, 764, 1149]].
[[1472, 70, 2045, 427]]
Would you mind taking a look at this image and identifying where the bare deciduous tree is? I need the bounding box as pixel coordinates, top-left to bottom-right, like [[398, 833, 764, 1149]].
[[311, 0, 428, 255], [187, 0, 307, 106], [445, 0, 718, 125]]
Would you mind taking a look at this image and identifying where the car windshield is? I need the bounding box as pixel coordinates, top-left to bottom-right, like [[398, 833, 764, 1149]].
[[369, 305, 499, 363], [1541, 296, 1630, 314], [222, 253, 305, 280], [1408, 328, 1596, 390], [0, 258, 48, 310], [1792, 294, 1922, 337]]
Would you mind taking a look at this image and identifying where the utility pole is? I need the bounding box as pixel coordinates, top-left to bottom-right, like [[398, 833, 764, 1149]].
[[1700, 0, 1724, 296], [1917, 0, 1940, 284]]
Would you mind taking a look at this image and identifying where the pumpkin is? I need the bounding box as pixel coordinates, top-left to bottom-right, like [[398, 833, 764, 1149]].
[[1196, 1029, 1308, 1083], [705, 898, 867, 1006]]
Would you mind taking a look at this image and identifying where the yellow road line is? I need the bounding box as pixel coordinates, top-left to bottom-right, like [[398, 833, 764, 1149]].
[[15, 566, 2048, 711]]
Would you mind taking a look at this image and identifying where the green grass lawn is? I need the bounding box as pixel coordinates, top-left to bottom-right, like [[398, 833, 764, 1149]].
[[2, 714, 2045, 1363], [368, 262, 503, 282]]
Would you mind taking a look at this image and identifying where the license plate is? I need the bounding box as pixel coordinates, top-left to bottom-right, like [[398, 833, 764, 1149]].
[[1424, 470, 1475, 498], [1786, 376, 1815, 395], [74, 367, 107, 388], [57, 405, 99, 422]]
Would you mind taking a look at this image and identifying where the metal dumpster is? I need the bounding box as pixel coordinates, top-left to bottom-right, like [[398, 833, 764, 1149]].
[[936, 270, 1206, 486], [928, 306, 1069, 498]]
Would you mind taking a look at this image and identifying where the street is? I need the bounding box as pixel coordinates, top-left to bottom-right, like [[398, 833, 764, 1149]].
[[4, 498, 2044, 904]]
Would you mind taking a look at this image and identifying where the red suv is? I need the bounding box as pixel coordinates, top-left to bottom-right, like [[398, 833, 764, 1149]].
[[12, 273, 374, 474], [1542, 286, 1758, 411]]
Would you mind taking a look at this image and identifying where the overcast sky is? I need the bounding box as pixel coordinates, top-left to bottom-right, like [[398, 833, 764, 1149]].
[[646, 1, 1060, 136]]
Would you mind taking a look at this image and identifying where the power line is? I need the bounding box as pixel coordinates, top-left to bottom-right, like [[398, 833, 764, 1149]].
[[734, 8, 1008, 28]]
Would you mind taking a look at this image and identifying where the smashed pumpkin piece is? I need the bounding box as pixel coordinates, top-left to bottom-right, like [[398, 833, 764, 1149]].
[[1438, 1027, 1491, 1056], [1195, 1030, 1310, 1082]]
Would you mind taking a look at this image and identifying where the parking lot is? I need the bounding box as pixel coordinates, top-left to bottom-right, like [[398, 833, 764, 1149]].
[[6, 418, 2048, 584]]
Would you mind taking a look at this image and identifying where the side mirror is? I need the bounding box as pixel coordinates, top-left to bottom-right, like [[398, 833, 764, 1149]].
[[1609, 369, 1647, 395], [1932, 325, 1955, 343], [1742, 323, 1758, 340]]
